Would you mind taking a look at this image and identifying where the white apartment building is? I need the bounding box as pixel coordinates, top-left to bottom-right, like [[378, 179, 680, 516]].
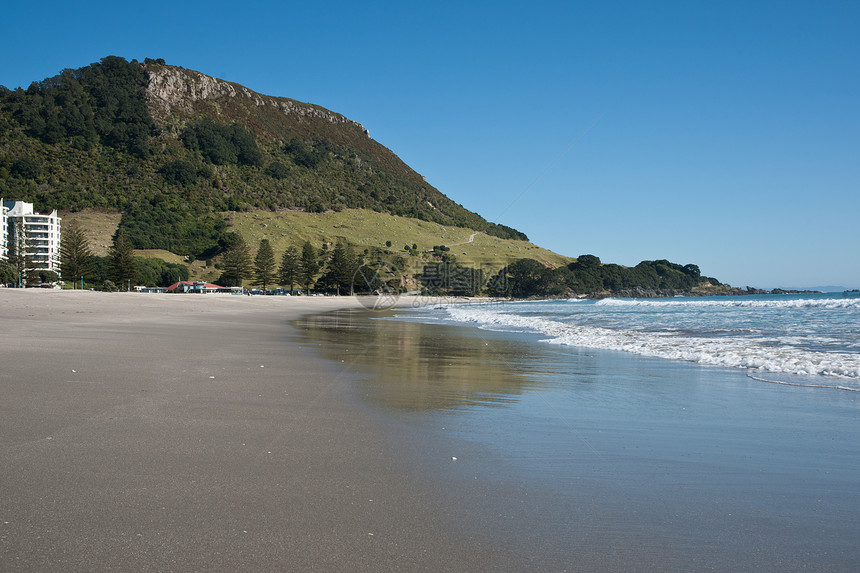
[[0, 202, 7, 260], [2, 199, 62, 274]]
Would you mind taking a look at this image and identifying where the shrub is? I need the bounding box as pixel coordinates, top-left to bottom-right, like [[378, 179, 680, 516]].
[[181, 119, 263, 166], [10, 157, 41, 179], [265, 161, 290, 179], [158, 160, 198, 186]]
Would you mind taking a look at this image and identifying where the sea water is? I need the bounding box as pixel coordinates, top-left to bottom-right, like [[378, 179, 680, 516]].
[[398, 292, 860, 570], [417, 292, 860, 388], [297, 292, 860, 570]]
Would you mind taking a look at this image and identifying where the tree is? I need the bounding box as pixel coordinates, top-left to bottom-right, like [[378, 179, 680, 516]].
[[278, 245, 300, 293], [219, 234, 252, 287], [252, 239, 276, 291], [299, 241, 319, 293], [417, 260, 483, 296], [136, 257, 189, 287], [38, 270, 59, 285], [60, 219, 95, 287], [566, 254, 604, 293], [158, 160, 198, 186], [0, 259, 17, 285], [10, 157, 41, 180], [683, 263, 701, 278], [352, 264, 386, 294], [285, 138, 326, 169], [5, 219, 40, 286], [323, 238, 358, 295], [572, 254, 601, 270], [109, 228, 138, 289], [506, 258, 548, 298], [265, 161, 290, 179], [180, 119, 262, 166]]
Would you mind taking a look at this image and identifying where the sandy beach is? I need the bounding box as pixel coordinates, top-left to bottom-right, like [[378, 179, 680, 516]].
[[0, 289, 498, 572], [6, 290, 858, 572]]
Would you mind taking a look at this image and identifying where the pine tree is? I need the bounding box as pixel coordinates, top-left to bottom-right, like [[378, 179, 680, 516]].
[[278, 245, 300, 293], [299, 241, 319, 293], [6, 220, 26, 286], [109, 228, 138, 290], [325, 238, 358, 295], [6, 219, 36, 287], [60, 219, 95, 287], [219, 234, 252, 287], [339, 240, 358, 295], [252, 239, 276, 292]]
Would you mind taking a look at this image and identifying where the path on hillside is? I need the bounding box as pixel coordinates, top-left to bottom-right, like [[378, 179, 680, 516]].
[[445, 232, 480, 248]]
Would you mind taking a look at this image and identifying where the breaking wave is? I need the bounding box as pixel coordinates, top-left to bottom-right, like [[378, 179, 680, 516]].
[[594, 297, 860, 310], [444, 303, 860, 381]]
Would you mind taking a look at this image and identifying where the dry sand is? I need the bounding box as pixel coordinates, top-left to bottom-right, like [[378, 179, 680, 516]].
[[0, 289, 498, 572]]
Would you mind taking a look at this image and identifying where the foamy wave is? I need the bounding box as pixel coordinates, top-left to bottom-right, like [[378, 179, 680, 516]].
[[594, 297, 860, 310], [445, 306, 860, 380]]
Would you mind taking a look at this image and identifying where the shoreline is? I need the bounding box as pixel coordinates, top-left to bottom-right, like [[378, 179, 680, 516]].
[[0, 290, 503, 571]]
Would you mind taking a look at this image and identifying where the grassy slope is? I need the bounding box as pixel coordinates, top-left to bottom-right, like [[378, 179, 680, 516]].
[[61, 208, 573, 283], [60, 211, 122, 256], [229, 209, 571, 274]]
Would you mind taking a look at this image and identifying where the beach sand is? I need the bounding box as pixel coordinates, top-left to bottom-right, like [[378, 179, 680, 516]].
[[0, 290, 499, 572]]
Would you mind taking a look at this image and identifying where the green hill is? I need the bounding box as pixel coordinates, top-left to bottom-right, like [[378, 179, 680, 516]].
[[2, 56, 724, 297], [0, 56, 527, 259]]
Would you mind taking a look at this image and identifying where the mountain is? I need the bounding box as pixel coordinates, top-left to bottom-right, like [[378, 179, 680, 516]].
[[0, 56, 525, 257], [1, 56, 727, 297]]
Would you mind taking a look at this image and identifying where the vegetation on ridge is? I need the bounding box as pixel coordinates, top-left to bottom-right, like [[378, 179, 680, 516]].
[[487, 256, 722, 298]]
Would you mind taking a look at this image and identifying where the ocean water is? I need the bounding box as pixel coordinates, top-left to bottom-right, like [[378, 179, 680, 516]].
[[416, 292, 860, 389], [296, 292, 860, 571]]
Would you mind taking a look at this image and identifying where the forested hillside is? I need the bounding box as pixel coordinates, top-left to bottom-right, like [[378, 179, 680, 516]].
[[0, 56, 525, 257]]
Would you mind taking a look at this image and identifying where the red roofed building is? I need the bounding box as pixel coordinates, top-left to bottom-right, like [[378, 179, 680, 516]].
[[165, 281, 235, 294]]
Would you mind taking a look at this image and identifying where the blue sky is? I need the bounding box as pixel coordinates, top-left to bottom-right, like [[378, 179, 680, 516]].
[[3, 1, 859, 288]]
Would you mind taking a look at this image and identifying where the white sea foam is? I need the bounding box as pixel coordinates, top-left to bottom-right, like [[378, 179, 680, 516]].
[[594, 297, 860, 310], [445, 304, 860, 380]]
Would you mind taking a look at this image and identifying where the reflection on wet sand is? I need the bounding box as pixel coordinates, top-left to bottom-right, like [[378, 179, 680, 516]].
[[295, 309, 549, 411]]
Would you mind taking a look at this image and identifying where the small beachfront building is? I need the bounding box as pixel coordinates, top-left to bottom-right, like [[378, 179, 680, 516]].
[[165, 281, 231, 294]]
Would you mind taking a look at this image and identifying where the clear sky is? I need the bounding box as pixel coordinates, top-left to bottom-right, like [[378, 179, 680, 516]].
[[3, 1, 859, 288]]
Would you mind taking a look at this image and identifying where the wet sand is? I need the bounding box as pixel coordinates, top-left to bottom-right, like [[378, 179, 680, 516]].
[[0, 290, 501, 571]]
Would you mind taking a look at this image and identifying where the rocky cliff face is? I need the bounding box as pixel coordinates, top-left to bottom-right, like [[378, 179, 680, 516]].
[[145, 65, 368, 136]]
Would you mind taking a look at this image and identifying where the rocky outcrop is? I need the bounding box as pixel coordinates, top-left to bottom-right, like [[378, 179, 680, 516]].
[[144, 65, 368, 135]]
